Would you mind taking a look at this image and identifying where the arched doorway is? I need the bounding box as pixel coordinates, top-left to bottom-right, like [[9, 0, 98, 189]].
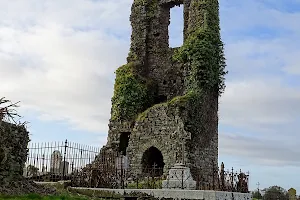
[[141, 146, 164, 176]]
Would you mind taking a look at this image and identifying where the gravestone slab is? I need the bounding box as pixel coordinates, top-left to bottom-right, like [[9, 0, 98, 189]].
[[50, 150, 62, 174]]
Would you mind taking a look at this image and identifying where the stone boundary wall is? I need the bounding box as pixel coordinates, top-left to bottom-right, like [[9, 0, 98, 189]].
[[0, 121, 29, 184], [72, 187, 252, 200]]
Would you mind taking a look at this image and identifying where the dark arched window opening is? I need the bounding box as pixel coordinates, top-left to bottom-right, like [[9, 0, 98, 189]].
[[141, 146, 164, 176]]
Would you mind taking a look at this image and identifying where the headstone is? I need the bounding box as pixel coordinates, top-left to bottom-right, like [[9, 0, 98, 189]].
[[50, 150, 62, 174], [115, 155, 128, 170], [23, 166, 28, 177], [288, 188, 296, 200], [162, 163, 196, 190], [59, 161, 69, 175]]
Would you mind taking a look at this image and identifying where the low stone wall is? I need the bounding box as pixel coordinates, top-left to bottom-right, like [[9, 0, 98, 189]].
[[72, 188, 252, 200], [0, 121, 29, 184]]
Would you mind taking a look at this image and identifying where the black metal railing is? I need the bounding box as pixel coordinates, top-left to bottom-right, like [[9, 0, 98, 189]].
[[25, 141, 249, 193], [69, 151, 249, 193], [24, 139, 100, 182]]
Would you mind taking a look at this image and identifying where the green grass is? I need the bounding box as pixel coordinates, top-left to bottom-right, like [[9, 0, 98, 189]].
[[126, 179, 162, 189], [0, 184, 117, 200], [0, 193, 94, 200]]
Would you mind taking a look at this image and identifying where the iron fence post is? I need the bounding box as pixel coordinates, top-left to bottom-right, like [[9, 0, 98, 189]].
[[121, 155, 124, 189], [71, 161, 74, 173], [181, 168, 184, 189], [247, 171, 250, 193], [212, 161, 215, 190], [196, 174, 199, 190], [231, 167, 234, 192], [42, 154, 45, 173], [231, 168, 235, 200], [152, 163, 156, 189], [62, 139, 68, 180], [217, 167, 220, 191]]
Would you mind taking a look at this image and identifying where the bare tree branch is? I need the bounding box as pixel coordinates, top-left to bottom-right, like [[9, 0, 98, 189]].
[[0, 97, 27, 125]]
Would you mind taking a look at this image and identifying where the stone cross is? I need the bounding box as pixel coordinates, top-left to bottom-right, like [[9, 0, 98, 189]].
[[153, 162, 157, 169]]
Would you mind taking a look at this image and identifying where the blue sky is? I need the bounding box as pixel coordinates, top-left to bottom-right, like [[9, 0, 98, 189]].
[[1, 0, 300, 193]]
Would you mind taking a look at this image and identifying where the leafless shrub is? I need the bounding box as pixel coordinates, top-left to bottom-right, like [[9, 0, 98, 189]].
[[0, 97, 28, 126]]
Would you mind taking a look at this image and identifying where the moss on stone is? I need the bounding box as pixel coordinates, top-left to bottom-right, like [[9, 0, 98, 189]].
[[146, 0, 159, 19], [173, 0, 227, 96], [134, 0, 146, 6], [133, 0, 158, 18], [127, 50, 138, 62], [111, 62, 154, 121], [0, 121, 30, 185], [167, 90, 197, 107], [136, 102, 167, 121], [136, 90, 202, 122]]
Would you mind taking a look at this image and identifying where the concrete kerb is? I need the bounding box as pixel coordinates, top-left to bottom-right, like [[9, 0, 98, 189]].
[[70, 187, 252, 200]]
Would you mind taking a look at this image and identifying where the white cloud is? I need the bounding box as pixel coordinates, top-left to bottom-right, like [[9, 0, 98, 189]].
[[219, 132, 300, 167], [217, 0, 300, 167], [220, 0, 300, 79], [0, 0, 132, 133], [220, 78, 300, 128], [217, 0, 300, 135]]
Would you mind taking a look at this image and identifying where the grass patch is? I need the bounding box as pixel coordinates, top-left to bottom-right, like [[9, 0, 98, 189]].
[[0, 193, 94, 200], [126, 179, 162, 189], [0, 184, 121, 200], [68, 188, 122, 199]]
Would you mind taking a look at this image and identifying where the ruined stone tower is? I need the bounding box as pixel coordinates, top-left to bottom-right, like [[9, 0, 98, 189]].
[[103, 0, 226, 184]]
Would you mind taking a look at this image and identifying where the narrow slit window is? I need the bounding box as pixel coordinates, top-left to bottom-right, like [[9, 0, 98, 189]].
[[119, 132, 130, 156], [169, 5, 184, 48]]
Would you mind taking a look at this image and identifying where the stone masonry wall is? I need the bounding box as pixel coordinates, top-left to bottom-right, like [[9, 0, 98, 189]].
[[102, 0, 223, 186], [0, 121, 29, 185], [126, 89, 218, 183], [127, 103, 190, 175]]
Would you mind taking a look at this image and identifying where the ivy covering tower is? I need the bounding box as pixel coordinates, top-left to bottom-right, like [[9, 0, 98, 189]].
[[103, 0, 227, 184]]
